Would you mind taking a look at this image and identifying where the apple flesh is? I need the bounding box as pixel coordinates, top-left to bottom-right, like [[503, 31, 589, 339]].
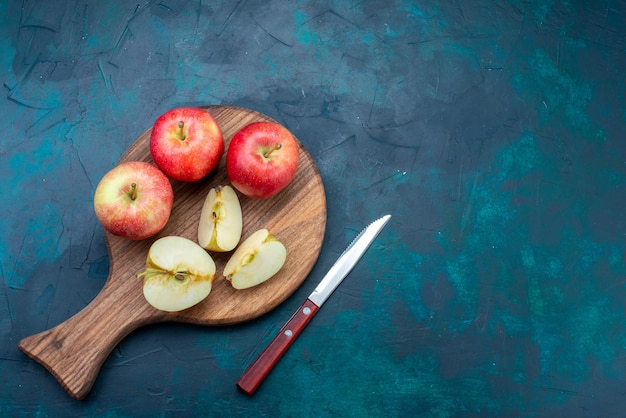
[[226, 121, 299, 199], [198, 185, 243, 252], [150, 107, 224, 182], [93, 161, 173, 240], [223, 229, 287, 290], [139, 236, 216, 312]]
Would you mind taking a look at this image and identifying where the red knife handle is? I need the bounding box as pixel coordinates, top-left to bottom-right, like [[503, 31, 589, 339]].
[[237, 298, 319, 395]]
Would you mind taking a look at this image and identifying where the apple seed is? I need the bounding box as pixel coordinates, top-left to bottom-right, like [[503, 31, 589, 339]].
[[212, 201, 226, 220]]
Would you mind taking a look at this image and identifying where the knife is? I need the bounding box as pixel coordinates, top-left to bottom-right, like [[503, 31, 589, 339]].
[[236, 214, 391, 395]]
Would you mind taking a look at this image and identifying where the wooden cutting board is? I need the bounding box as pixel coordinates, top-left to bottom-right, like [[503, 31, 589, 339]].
[[18, 105, 327, 400]]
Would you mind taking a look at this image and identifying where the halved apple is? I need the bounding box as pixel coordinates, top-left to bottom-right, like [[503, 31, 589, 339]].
[[138, 236, 216, 312], [198, 185, 243, 252], [223, 229, 287, 290]]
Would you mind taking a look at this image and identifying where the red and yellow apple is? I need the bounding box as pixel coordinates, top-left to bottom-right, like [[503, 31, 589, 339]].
[[150, 107, 224, 182], [226, 121, 299, 199], [93, 161, 173, 240], [139, 236, 216, 312]]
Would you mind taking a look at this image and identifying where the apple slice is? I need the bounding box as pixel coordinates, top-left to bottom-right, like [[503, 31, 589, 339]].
[[198, 185, 243, 252], [139, 236, 216, 312], [223, 229, 287, 290]]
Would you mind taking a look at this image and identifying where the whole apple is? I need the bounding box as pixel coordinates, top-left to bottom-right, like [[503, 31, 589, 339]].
[[150, 107, 224, 182], [226, 121, 299, 199], [93, 161, 174, 240]]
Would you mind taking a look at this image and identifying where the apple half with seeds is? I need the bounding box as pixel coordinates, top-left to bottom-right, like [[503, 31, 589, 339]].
[[223, 229, 287, 290], [139, 236, 216, 312], [198, 185, 243, 252]]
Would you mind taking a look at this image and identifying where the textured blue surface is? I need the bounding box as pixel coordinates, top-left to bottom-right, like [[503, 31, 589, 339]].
[[2, 0, 626, 416]]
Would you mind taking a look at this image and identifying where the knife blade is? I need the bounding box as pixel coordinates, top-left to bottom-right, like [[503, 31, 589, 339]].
[[236, 214, 391, 395]]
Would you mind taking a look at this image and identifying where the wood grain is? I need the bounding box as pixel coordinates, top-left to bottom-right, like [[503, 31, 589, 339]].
[[18, 106, 327, 400]]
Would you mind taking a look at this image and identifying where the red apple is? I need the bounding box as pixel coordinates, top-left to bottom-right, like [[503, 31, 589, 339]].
[[226, 121, 299, 199], [93, 161, 174, 240], [150, 107, 224, 182]]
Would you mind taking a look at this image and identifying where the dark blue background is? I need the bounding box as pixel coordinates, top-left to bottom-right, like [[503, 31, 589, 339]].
[[2, 1, 625, 416]]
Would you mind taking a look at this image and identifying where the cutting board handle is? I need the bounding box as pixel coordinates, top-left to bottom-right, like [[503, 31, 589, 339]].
[[18, 273, 161, 400]]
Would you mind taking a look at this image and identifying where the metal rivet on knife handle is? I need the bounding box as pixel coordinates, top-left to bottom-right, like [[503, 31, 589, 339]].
[[236, 299, 320, 395]]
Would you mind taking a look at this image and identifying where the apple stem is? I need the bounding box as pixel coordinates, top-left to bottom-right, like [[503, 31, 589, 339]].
[[263, 143, 282, 158], [178, 121, 186, 141], [137, 268, 161, 280], [129, 183, 138, 201]]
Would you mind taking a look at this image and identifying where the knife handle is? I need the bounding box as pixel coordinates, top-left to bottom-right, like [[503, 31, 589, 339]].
[[237, 298, 319, 395]]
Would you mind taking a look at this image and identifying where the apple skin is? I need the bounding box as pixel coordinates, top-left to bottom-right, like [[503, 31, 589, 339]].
[[93, 161, 174, 240], [226, 121, 299, 199], [150, 107, 224, 182]]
